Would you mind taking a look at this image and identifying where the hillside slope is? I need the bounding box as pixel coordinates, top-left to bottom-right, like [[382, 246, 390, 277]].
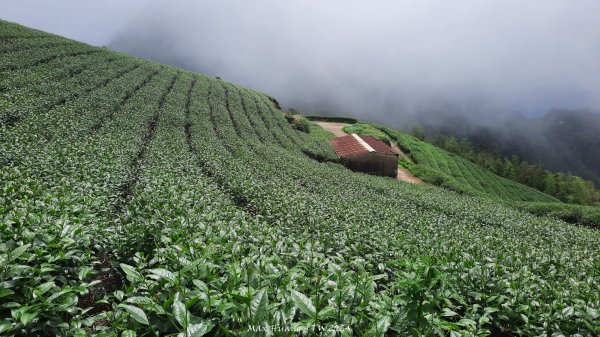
[[1, 20, 599, 336], [372, 125, 559, 202], [316, 121, 600, 227]]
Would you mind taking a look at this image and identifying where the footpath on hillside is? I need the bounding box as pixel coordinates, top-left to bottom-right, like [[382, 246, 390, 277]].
[[316, 122, 424, 184], [316, 122, 349, 137]]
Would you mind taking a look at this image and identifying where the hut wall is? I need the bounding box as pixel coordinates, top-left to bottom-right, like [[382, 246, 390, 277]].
[[345, 153, 398, 177]]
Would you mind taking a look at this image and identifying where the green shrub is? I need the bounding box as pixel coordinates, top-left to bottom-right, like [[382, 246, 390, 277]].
[[284, 113, 310, 133]]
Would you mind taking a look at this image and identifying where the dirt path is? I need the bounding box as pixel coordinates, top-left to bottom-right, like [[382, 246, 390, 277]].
[[315, 122, 349, 137], [397, 167, 423, 184], [315, 121, 423, 184], [389, 141, 403, 157], [387, 138, 424, 184]]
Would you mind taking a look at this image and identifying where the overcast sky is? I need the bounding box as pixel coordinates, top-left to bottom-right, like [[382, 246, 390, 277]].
[[3, 1, 600, 124]]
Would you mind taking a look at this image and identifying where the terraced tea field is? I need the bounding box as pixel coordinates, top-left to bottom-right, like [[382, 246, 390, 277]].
[[1, 20, 599, 336], [375, 125, 559, 203]]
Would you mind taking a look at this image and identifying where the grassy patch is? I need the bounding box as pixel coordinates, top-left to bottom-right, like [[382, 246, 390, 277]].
[[307, 121, 336, 140], [343, 123, 392, 144]]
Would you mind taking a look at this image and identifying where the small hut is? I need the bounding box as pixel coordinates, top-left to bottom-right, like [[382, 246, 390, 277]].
[[330, 134, 399, 177]]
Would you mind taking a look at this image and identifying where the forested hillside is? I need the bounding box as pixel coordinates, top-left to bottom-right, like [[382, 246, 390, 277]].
[[1, 20, 599, 336], [413, 109, 600, 187], [372, 125, 558, 202], [426, 131, 600, 206]]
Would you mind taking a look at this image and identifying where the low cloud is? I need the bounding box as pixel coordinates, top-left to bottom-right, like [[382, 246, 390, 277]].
[[3, 0, 600, 127], [104, 0, 600, 127]]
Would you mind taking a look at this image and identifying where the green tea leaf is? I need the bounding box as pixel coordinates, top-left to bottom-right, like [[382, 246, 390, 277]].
[[290, 290, 316, 319], [0, 321, 12, 334], [0, 289, 15, 299], [10, 244, 29, 261], [457, 318, 476, 329], [119, 304, 149, 325], [120, 264, 143, 283], [125, 296, 154, 305], [376, 315, 391, 334], [193, 279, 208, 292], [33, 281, 55, 298], [370, 274, 387, 281], [122, 330, 136, 337], [0, 302, 20, 310], [318, 306, 336, 319], [250, 289, 268, 323], [149, 268, 176, 283], [442, 308, 458, 317], [114, 290, 125, 301], [177, 322, 210, 337], [20, 312, 37, 326], [562, 306, 574, 317], [78, 266, 92, 280], [172, 300, 188, 328]]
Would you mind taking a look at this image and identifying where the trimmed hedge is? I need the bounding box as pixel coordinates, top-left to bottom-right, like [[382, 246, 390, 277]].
[[513, 202, 600, 229], [305, 115, 358, 124]]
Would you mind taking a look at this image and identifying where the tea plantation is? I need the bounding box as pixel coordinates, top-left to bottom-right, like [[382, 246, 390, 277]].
[[374, 125, 559, 203], [1, 20, 599, 336]]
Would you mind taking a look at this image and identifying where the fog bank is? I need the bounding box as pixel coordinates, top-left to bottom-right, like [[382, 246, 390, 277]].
[[3, 1, 600, 128], [106, 1, 600, 126]]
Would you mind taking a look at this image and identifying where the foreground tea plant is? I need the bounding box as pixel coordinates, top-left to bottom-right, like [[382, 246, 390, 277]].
[[1, 19, 599, 336]]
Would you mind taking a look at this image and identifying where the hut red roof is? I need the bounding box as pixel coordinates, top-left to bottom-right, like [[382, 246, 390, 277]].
[[330, 134, 398, 158], [360, 135, 398, 155]]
